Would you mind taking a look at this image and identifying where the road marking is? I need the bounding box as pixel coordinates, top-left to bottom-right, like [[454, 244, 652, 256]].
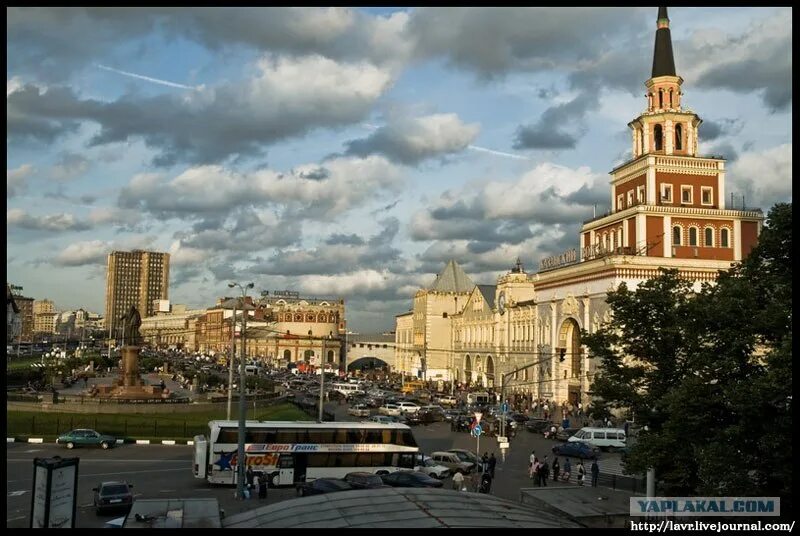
[[6, 467, 190, 484], [24, 449, 43, 453], [6, 516, 26, 522], [159, 490, 177, 493], [8, 491, 27, 497]]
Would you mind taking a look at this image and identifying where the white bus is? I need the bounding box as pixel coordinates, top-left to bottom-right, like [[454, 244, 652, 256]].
[[193, 421, 419, 487], [330, 382, 365, 398]]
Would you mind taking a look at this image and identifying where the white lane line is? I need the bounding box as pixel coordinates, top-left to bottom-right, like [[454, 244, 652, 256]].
[[6, 516, 26, 522], [24, 449, 43, 453], [6, 466, 190, 484], [7, 491, 27, 496]]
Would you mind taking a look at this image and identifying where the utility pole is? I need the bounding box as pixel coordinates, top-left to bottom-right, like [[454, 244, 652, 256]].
[[227, 302, 236, 421], [318, 336, 326, 421], [229, 281, 253, 501]]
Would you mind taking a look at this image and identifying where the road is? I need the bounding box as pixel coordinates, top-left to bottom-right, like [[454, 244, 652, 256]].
[[6, 403, 632, 528]]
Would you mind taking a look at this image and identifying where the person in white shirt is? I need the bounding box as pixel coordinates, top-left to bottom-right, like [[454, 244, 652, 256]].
[[528, 450, 536, 478], [452, 470, 465, 491]]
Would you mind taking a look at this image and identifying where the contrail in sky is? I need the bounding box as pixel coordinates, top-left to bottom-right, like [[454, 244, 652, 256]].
[[95, 64, 198, 90], [468, 145, 531, 161]]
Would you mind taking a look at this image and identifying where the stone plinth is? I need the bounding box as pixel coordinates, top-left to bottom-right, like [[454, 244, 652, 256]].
[[92, 345, 167, 400]]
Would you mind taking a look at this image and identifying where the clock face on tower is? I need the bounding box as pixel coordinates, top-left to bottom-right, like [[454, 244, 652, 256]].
[[498, 292, 506, 315]]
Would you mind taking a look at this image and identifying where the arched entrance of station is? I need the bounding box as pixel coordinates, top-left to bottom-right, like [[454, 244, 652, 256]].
[[485, 355, 495, 388], [464, 355, 472, 385], [474, 355, 483, 387], [558, 317, 583, 406], [283, 349, 292, 361]]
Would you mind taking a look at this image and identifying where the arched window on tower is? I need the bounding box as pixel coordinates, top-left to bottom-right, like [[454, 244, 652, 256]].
[[689, 227, 698, 247], [675, 124, 683, 151], [654, 125, 663, 151], [720, 228, 730, 248], [705, 227, 714, 247], [669, 89, 673, 108], [659, 89, 664, 109], [672, 226, 682, 246]]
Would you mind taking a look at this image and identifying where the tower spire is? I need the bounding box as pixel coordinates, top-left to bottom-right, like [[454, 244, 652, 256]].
[[651, 7, 676, 77]]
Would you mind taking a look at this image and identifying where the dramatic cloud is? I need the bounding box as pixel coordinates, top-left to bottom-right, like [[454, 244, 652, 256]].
[[52, 240, 111, 266], [682, 12, 792, 111], [344, 113, 479, 164], [175, 209, 302, 253], [118, 156, 403, 220], [727, 143, 792, 210], [698, 117, 742, 142], [8, 55, 394, 166], [514, 89, 601, 150], [7, 164, 34, 197], [7, 209, 93, 232]]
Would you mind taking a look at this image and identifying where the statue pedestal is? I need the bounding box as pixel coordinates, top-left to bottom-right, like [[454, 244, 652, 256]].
[[93, 345, 166, 400]]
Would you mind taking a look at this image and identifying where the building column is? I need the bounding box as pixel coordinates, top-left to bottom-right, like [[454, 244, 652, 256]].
[[718, 163, 726, 209], [663, 215, 672, 258], [642, 124, 650, 155], [646, 159, 657, 204], [664, 119, 674, 154], [687, 123, 695, 157], [734, 220, 743, 261], [636, 213, 647, 254]]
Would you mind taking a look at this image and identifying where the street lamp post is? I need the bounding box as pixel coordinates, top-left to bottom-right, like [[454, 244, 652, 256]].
[[498, 348, 555, 442], [318, 335, 329, 421], [227, 301, 237, 421], [229, 281, 254, 501]]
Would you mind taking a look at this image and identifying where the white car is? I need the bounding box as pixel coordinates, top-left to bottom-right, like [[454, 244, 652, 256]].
[[435, 395, 458, 406], [378, 404, 401, 416], [347, 404, 371, 417], [396, 401, 420, 414], [414, 456, 450, 479]]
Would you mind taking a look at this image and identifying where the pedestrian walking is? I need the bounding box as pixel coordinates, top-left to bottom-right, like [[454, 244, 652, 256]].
[[479, 470, 493, 494], [540, 456, 549, 486], [258, 473, 268, 499], [488, 453, 497, 478], [481, 452, 489, 473], [591, 460, 599, 487], [252, 473, 260, 500], [552, 458, 560, 482], [562, 458, 571, 482], [246, 466, 255, 490], [528, 450, 536, 479], [452, 470, 465, 491], [577, 461, 585, 486], [471, 470, 481, 492]]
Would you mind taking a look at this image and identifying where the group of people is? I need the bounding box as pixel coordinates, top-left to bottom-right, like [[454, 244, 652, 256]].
[[528, 451, 600, 487], [245, 466, 269, 500]]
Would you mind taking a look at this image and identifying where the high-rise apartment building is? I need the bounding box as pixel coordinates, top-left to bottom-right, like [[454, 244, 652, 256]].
[[33, 299, 58, 334], [105, 250, 170, 339]]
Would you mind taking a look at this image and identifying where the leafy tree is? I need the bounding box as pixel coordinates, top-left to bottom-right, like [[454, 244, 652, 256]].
[[583, 203, 791, 506]]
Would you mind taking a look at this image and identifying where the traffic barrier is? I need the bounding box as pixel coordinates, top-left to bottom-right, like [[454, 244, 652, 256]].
[[28, 438, 44, 443], [187, 441, 194, 446], [135, 439, 150, 445], [162, 440, 176, 445], [7, 438, 15, 443]]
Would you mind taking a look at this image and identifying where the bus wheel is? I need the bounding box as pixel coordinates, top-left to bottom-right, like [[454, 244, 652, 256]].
[[271, 473, 280, 487], [376, 470, 389, 476]]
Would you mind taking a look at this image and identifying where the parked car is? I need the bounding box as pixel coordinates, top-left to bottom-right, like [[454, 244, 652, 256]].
[[381, 471, 443, 488], [524, 419, 552, 433], [368, 415, 395, 424], [378, 404, 402, 416], [396, 401, 420, 414], [509, 412, 529, 423], [446, 449, 481, 468], [552, 441, 600, 460], [414, 456, 450, 479], [347, 404, 371, 417], [568, 427, 627, 451], [296, 478, 354, 497], [344, 472, 390, 489], [93, 481, 134, 515], [430, 451, 474, 474], [435, 395, 458, 406], [57, 429, 117, 450]]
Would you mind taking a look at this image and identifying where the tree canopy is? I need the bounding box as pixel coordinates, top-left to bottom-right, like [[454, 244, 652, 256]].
[[582, 203, 792, 506]]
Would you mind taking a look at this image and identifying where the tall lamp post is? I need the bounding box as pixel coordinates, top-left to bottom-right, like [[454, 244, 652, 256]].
[[229, 281, 254, 501], [318, 334, 332, 421]]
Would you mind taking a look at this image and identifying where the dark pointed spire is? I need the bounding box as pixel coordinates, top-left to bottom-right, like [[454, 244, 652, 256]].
[[651, 7, 676, 77]]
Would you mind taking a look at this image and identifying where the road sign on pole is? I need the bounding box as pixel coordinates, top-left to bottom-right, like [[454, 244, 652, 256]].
[[501, 402, 508, 413], [496, 436, 507, 443], [471, 424, 483, 437], [474, 412, 482, 424]]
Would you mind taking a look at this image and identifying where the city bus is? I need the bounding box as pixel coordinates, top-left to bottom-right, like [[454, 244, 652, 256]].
[[193, 421, 419, 487], [401, 380, 425, 394]]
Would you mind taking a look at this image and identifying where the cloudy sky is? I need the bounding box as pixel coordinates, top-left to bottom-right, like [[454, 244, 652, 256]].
[[6, 7, 792, 333]]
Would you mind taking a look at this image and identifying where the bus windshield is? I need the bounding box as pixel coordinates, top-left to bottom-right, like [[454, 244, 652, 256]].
[[194, 421, 419, 487]]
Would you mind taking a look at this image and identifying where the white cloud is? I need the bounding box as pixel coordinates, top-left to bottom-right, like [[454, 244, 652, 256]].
[[7, 208, 92, 232], [728, 143, 792, 209], [53, 240, 111, 266], [7, 76, 24, 96], [7, 164, 34, 197]]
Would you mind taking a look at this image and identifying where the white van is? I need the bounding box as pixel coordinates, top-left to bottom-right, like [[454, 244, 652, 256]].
[[568, 427, 627, 450], [330, 382, 365, 398]]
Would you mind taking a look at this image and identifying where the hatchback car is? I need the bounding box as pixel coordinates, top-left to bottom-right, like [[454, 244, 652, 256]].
[[93, 481, 134, 515], [381, 471, 443, 488], [57, 429, 117, 449], [347, 404, 371, 417], [552, 441, 600, 460], [344, 472, 390, 489], [413, 456, 450, 479], [296, 478, 354, 497]]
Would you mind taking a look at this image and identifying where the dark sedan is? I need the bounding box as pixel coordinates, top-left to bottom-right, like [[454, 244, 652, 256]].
[[93, 481, 134, 515], [552, 441, 600, 460], [297, 478, 354, 497], [381, 471, 444, 488], [344, 472, 391, 489], [524, 419, 551, 433]]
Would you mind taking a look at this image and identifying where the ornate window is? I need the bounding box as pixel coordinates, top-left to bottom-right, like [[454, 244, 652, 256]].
[[675, 123, 683, 150], [701, 187, 713, 206], [689, 227, 698, 246], [672, 226, 682, 246], [617, 194, 624, 211], [661, 183, 673, 203], [704, 227, 714, 247], [654, 124, 663, 151], [637, 185, 645, 203], [681, 185, 693, 204], [627, 191, 634, 207], [294, 314, 303, 322], [720, 228, 730, 248]]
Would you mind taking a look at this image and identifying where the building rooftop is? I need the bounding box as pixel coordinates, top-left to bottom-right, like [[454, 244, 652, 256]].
[[476, 285, 497, 310], [429, 260, 476, 294], [223, 488, 584, 529]]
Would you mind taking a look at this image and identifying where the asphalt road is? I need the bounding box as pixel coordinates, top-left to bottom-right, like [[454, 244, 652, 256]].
[[6, 403, 630, 528]]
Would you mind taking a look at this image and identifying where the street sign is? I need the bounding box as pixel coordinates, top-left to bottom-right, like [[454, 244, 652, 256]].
[[471, 425, 482, 437], [501, 402, 508, 413], [474, 412, 482, 424], [499, 442, 510, 449], [496, 436, 508, 443]]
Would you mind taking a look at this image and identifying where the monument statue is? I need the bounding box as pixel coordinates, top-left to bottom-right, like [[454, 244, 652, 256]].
[[119, 306, 142, 346]]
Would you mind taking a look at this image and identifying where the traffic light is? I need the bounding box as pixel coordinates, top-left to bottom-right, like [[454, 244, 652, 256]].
[[558, 348, 567, 362]]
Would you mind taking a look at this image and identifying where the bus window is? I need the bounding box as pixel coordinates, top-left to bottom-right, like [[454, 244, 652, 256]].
[[334, 429, 348, 443], [398, 453, 415, 469], [219, 428, 237, 443], [308, 453, 330, 467], [382, 430, 392, 444], [347, 430, 368, 444], [276, 429, 297, 443], [336, 454, 357, 467], [365, 430, 383, 444]]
